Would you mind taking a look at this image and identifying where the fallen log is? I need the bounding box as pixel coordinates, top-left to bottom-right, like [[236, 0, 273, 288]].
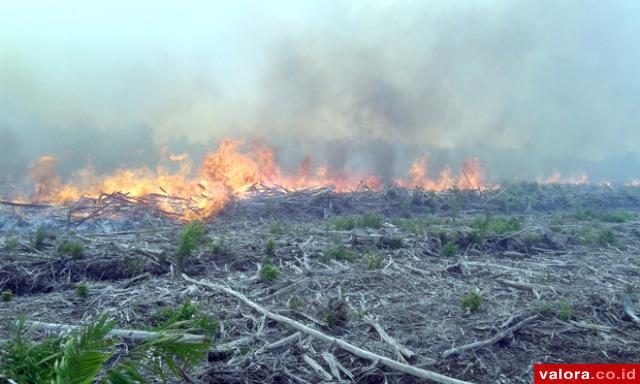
[[183, 274, 472, 384], [0, 199, 52, 208], [441, 314, 540, 358], [27, 320, 206, 343]]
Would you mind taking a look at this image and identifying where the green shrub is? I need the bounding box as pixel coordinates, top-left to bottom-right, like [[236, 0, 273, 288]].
[[392, 218, 426, 235], [365, 253, 384, 270], [152, 299, 220, 338], [287, 295, 305, 310], [329, 213, 383, 230], [441, 241, 458, 257], [177, 221, 205, 257], [533, 301, 554, 314], [0, 314, 207, 383], [265, 238, 276, 256], [269, 220, 289, 235], [521, 232, 544, 248], [597, 228, 616, 246], [360, 213, 384, 229], [211, 241, 223, 255], [57, 240, 84, 258], [260, 258, 280, 283], [1, 289, 13, 302], [558, 300, 574, 321], [321, 298, 349, 328], [574, 208, 634, 223], [461, 291, 483, 312], [211, 239, 234, 257], [472, 215, 522, 236], [3, 238, 19, 250], [32, 226, 48, 250], [320, 245, 357, 263], [75, 282, 89, 299], [176, 221, 205, 276]]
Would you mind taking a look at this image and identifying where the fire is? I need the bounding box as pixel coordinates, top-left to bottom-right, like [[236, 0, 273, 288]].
[[396, 157, 485, 191], [538, 172, 589, 185], [22, 138, 490, 219]]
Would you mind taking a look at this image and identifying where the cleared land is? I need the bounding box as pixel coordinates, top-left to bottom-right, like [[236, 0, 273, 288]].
[[1, 184, 640, 383]]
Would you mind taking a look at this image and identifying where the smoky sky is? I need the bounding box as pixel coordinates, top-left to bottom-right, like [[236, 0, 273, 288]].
[[1, 0, 640, 183]]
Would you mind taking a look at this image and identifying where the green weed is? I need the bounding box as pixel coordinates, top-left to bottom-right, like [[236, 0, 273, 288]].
[[265, 238, 276, 256], [75, 282, 89, 299], [176, 221, 205, 276], [441, 241, 458, 257], [57, 240, 84, 258], [32, 226, 48, 250], [558, 300, 574, 321], [1, 289, 12, 302], [260, 258, 280, 284], [329, 213, 383, 230], [320, 245, 357, 263], [461, 291, 483, 312], [0, 314, 207, 383], [152, 299, 220, 338]]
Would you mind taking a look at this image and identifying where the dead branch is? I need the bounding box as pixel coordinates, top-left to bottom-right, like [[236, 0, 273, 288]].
[[365, 317, 416, 360], [27, 320, 206, 343], [183, 274, 472, 384], [622, 292, 640, 327], [442, 314, 540, 358]]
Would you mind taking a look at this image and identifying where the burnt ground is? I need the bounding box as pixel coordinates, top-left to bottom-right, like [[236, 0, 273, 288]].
[[1, 183, 640, 383]]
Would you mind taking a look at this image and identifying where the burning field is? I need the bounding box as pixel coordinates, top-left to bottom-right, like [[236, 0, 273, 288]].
[[3, 1, 640, 383], [1, 178, 640, 383]]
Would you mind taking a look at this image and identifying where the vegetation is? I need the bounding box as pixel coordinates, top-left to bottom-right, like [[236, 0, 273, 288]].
[[320, 245, 357, 263], [269, 220, 290, 235], [441, 241, 458, 257], [211, 241, 223, 255], [210, 238, 234, 257], [392, 218, 427, 235], [1, 289, 12, 302], [0, 314, 207, 383], [597, 228, 616, 246], [365, 252, 384, 270], [265, 238, 276, 256], [260, 258, 280, 284], [3, 237, 19, 250], [329, 213, 384, 230], [461, 291, 483, 312], [32, 226, 48, 250], [176, 221, 205, 276], [152, 299, 220, 339], [75, 282, 89, 299], [57, 240, 85, 258], [558, 300, 574, 321], [573, 207, 635, 223], [387, 237, 404, 249], [321, 298, 349, 328], [287, 295, 305, 310], [572, 225, 617, 246], [471, 214, 523, 243]]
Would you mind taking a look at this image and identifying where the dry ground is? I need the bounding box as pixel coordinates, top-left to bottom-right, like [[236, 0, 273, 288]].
[[1, 184, 640, 383]]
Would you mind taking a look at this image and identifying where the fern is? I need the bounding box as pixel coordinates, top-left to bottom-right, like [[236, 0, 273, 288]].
[[0, 317, 62, 383], [52, 314, 115, 384], [0, 314, 208, 384]]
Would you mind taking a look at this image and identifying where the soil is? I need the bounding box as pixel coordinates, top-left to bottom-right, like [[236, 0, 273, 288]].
[[1, 183, 639, 383]]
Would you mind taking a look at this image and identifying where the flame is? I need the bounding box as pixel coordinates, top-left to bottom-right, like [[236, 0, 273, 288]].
[[395, 157, 485, 191], [24, 138, 490, 219], [538, 171, 589, 185]]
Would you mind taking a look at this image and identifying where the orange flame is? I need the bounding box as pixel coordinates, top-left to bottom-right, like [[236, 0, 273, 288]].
[[538, 172, 589, 185], [26, 138, 489, 219]]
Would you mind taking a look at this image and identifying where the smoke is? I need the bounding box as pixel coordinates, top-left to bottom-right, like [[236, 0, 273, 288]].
[[1, 0, 639, 185]]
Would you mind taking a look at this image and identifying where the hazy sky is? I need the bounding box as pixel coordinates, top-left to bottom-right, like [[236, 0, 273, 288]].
[[1, 1, 639, 181]]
